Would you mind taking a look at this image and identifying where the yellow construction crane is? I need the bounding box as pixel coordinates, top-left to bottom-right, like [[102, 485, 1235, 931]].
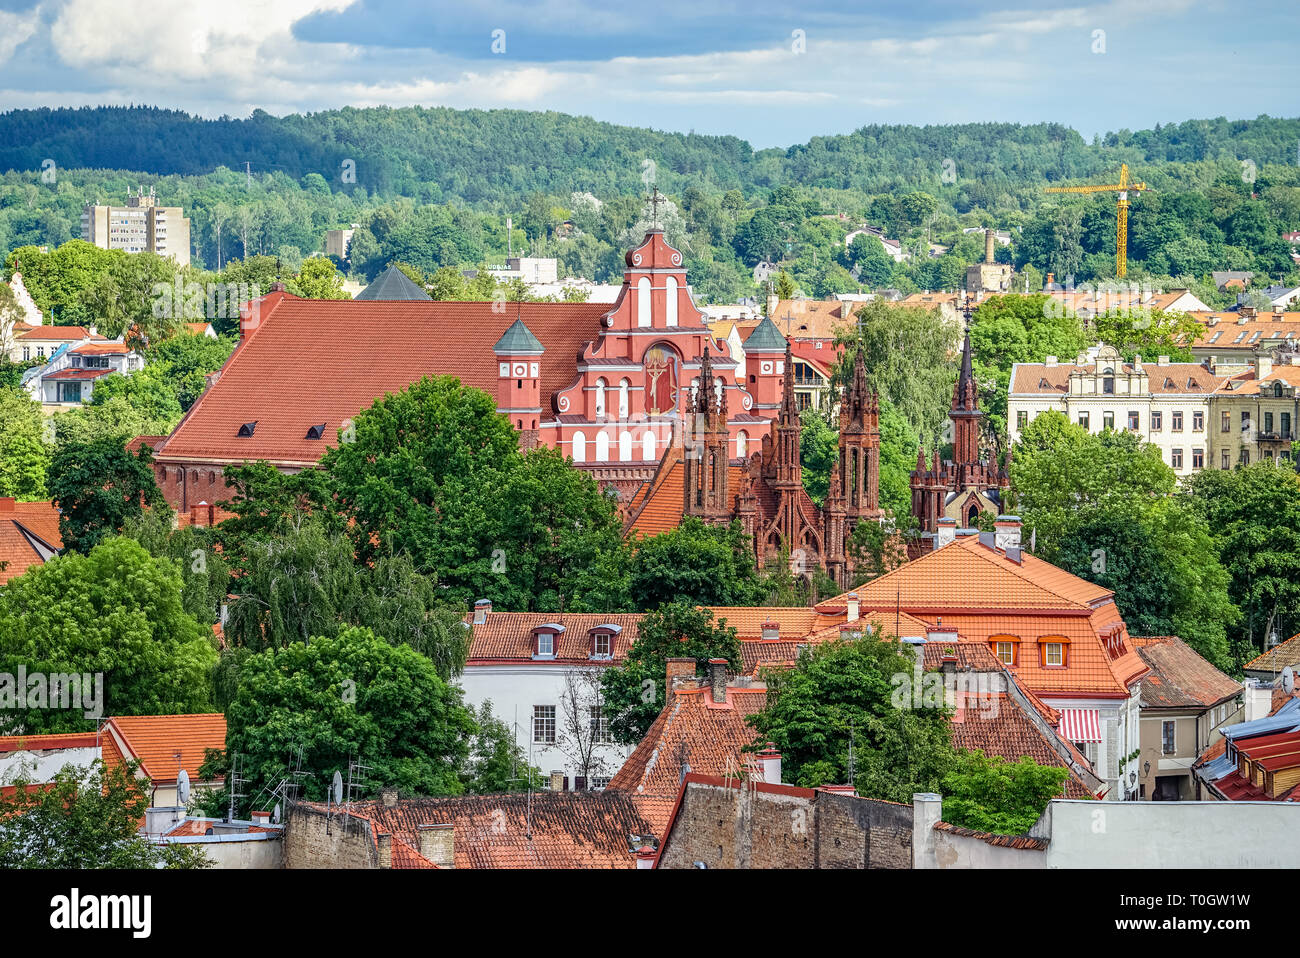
[[1044, 163, 1148, 278]]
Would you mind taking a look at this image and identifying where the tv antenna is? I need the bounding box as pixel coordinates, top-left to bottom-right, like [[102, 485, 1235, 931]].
[[226, 752, 247, 822], [1283, 666, 1295, 695]]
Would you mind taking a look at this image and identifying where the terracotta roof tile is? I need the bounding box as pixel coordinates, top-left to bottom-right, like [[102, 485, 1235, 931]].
[[1135, 635, 1242, 709], [103, 713, 226, 783], [466, 612, 643, 663], [156, 292, 610, 466], [0, 500, 62, 585], [1243, 631, 1300, 673]]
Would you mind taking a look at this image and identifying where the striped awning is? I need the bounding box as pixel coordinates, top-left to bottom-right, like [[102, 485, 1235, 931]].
[[1059, 708, 1101, 743]]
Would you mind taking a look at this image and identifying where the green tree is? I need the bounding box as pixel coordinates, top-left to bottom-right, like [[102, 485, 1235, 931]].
[[627, 518, 763, 608], [602, 602, 742, 745], [941, 750, 1070, 835], [747, 637, 956, 800], [144, 332, 238, 410], [122, 507, 231, 627], [461, 701, 546, 793], [0, 537, 217, 732], [0, 760, 209, 869], [0, 386, 49, 500], [288, 256, 350, 299], [48, 437, 166, 554], [225, 627, 476, 803]]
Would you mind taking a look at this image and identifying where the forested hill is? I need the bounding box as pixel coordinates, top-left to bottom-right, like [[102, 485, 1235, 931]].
[[2, 105, 1298, 205]]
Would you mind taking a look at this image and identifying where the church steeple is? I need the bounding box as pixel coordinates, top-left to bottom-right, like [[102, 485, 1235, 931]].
[[949, 330, 983, 472], [683, 346, 731, 523]]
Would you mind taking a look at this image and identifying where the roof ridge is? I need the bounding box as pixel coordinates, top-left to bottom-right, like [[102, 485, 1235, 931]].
[[954, 537, 1100, 610]]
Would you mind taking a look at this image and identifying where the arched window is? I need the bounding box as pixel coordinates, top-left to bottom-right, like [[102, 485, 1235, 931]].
[[595, 432, 610, 462], [665, 276, 678, 327], [642, 431, 656, 461], [618, 378, 630, 418], [594, 378, 607, 418], [637, 277, 651, 327], [571, 431, 586, 462], [736, 430, 748, 458], [619, 431, 632, 461]]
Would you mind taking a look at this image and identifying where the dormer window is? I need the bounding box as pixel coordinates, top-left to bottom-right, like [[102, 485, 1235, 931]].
[[305, 423, 327, 439], [537, 632, 554, 656], [588, 624, 622, 659], [237, 421, 257, 437], [532, 624, 564, 658]]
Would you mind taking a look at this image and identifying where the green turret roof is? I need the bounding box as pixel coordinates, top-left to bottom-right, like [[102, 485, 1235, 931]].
[[746, 315, 788, 352], [494, 317, 544, 353]]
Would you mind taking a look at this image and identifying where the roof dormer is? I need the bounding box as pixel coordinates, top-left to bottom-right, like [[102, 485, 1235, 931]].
[[588, 624, 622, 659], [532, 623, 565, 659]]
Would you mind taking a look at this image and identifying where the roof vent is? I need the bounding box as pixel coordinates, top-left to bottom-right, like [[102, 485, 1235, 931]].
[[237, 421, 257, 437], [305, 423, 327, 440]]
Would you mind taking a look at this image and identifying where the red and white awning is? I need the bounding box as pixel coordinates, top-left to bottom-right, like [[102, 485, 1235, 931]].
[[1058, 708, 1101, 743]]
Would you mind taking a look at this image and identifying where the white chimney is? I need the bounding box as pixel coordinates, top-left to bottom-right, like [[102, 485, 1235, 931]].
[[845, 593, 859, 622], [1243, 681, 1274, 722], [1045, 355, 1058, 368], [634, 846, 657, 869], [994, 515, 1022, 551], [760, 620, 780, 641], [936, 518, 957, 549], [1256, 354, 1273, 380], [757, 743, 783, 785], [472, 598, 491, 624]]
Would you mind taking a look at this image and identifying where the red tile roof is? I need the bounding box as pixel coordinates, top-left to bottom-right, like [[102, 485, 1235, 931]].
[[155, 292, 610, 467], [15, 326, 105, 341], [0, 499, 62, 585], [465, 612, 643, 664], [311, 791, 655, 868], [1243, 631, 1300, 673], [1134, 635, 1242, 710], [70, 342, 130, 355], [102, 713, 226, 783], [44, 368, 115, 381], [0, 731, 98, 753]]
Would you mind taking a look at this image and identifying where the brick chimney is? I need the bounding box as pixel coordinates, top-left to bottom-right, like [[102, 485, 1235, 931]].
[[707, 658, 728, 704], [472, 598, 492, 625], [760, 620, 780, 641], [549, 770, 566, 792], [417, 823, 454, 868], [376, 832, 392, 869], [757, 743, 782, 785], [666, 657, 696, 701]]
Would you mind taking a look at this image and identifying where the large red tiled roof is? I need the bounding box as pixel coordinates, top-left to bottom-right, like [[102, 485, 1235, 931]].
[[1010, 360, 1223, 395], [155, 292, 610, 466], [15, 325, 105, 341], [103, 713, 226, 783], [814, 536, 1148, 698], [0, 499, 62, 585], [1134, 635, 1242, 710], [314, 791, 654, 868], [465, 611, 643, 664], [1243, 631, 1300, 673]]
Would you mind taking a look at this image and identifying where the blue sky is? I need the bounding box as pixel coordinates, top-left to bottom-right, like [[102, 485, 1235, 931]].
[[0, 0, 1295, 148]]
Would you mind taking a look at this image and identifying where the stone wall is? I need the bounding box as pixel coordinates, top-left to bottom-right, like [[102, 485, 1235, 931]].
[[657, 779, 912, 869], [284, 803, 378, 869]]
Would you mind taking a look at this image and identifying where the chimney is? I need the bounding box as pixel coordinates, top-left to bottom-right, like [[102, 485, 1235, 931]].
[[1133, 353, 1142, 371], [1045, 272, 1054, 288], [984, 228, 995, 265], [766, 289, 779, 317], [760, 620, 780, 641], [251, 810, 271, 825], [840, 624, 864, 640], [1045, 355, 1058, 367], [757, 742, 782, 784], [846, 592, 860, 622], [1243, 681, 1274, 722], [549, 770, 566, 792], [634, 846, 657, 869], [376, 833, 392, 869], [1256, 354, 1273, 380], [379, 787, 398, 808], [472, 598, 492, 624], [927, 617, 959, 644], [936, 517, 957, 549], [417, 823, 455, 868], [994, 515, 1021, 551], [0, 497, 14, 512], [1157, 355, 1170, 367], [708, 658, 728, 704], [204, 370, 220, 389], [88, 324, 97, 337], [1241, 305, 1257, 320], [666, 657, 696, 700]]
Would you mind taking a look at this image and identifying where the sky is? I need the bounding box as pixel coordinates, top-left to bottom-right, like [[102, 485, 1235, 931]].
[[0, 0, 1295, 149]]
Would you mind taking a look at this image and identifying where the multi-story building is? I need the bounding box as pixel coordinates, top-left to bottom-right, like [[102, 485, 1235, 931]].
[[81, 188, 191, 266], [1187, 308, 1300, 369], [1210, 354, 1300, 468], [324, 226, 356, 261], [1009, 344, 1224, 477]]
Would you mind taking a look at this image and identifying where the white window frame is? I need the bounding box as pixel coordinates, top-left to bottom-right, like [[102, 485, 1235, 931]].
[[533, 705, 556, 744]]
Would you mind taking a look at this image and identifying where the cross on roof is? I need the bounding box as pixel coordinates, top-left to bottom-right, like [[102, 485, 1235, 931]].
[[648, 187, 664, 230]]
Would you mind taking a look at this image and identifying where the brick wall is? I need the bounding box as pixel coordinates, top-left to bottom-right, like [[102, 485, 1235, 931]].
[[154, 462, 228, 513], [284, 803, 379, 869], [657, 780, 912, 869]]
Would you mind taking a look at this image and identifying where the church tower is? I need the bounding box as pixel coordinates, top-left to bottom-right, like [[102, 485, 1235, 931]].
[[950, 329, 982, 485], [836, 349, 881, 521], [683, 348, 732, 523]]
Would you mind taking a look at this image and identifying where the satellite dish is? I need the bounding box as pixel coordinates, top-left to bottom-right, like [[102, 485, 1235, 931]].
[[1283, 666, 1295, 694], [273, 803, 281, 824], [176, 768, 191, 805], [332, 770, 344, 805]]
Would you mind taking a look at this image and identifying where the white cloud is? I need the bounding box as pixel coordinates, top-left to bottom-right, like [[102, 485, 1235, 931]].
[[0, 5, 42, 66]]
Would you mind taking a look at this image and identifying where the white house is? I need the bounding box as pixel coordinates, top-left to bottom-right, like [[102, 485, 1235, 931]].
[[456, 602, 643, 790], [31, 340, 143, 406], [1008, 344, 1225, 477]]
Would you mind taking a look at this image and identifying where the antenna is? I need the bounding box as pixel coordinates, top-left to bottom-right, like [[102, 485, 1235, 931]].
[[1283, 666, 1295, 695], [226, 752, 247, 822], [176, 768, 191, 806]]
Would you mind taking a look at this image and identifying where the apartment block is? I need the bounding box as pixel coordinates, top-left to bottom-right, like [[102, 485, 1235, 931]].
[[81, 187, 191, 266]]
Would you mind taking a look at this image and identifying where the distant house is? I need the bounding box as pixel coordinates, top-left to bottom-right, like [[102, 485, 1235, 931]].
[[31, 340, 143, 406], [1212, 270, 1254, 291], [1133, 636, 1244, 801], [184, 321, 217, 338], [1240, 285, 1300, 310]]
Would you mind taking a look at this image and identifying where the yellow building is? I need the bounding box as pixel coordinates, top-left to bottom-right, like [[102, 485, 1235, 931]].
[[1210, 355, 1300, 469]]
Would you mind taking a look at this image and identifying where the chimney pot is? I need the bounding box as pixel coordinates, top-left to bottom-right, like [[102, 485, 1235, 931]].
[[708, 658, 728, 704], [472, 598, 492, 624], [846, 592, 860, 622]]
